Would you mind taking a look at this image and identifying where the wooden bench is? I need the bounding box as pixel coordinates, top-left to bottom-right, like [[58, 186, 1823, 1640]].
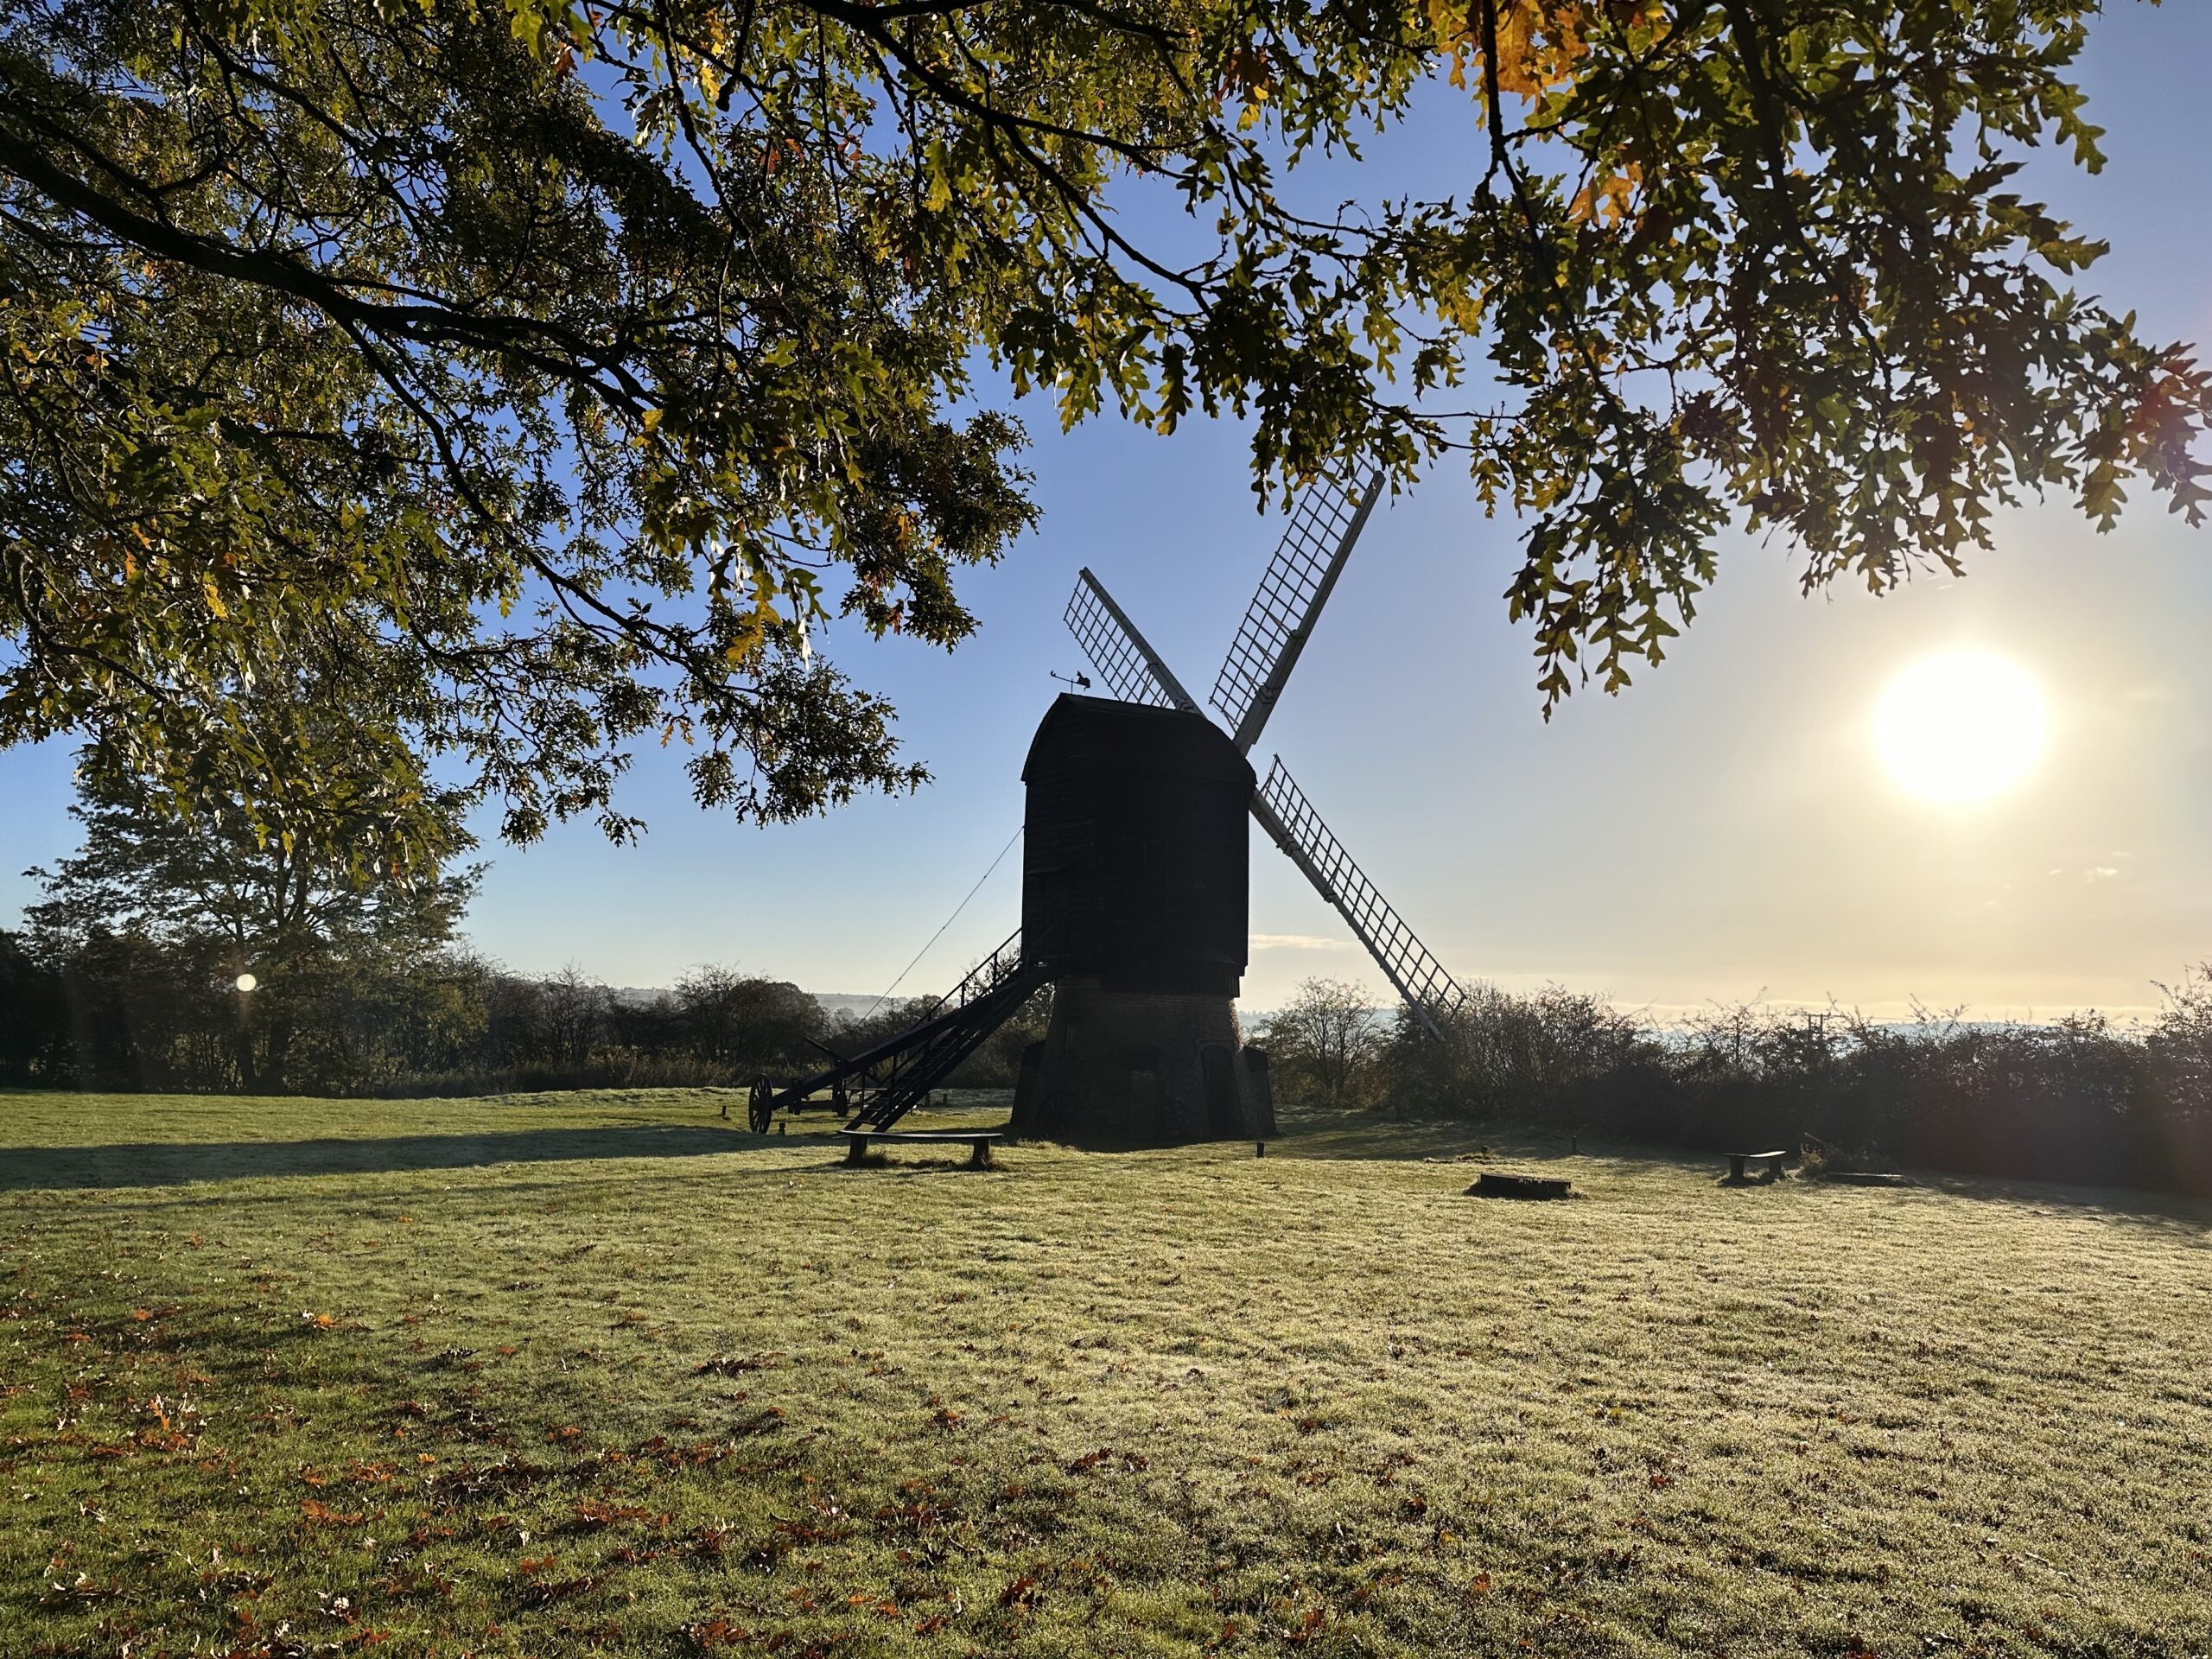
[[1726, 1148, 1790, 1183], [839, 1128, 1002, 1168]]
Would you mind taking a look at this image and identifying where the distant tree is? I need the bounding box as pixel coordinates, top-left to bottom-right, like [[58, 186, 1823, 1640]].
[[673, 967, 825, 1071], [25, 747, 477, 1090], [526, 967, 615, 1071], [284, 950, 496, 1096], [1262, 978, 1388, 1109], [3, 0, 2203, 859], [2148, 965, 2212, 1101], [829, 996, 941, 1060], [476, 971, 560, 1079], [27, 766, 474, 962], [39, 927, 213, 1090], [0, 930, 67, 1084]]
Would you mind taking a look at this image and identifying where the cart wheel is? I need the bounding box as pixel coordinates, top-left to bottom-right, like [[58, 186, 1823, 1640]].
[[748, 1077, 774, 1135]]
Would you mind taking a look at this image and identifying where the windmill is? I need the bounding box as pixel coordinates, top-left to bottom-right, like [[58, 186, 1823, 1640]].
[[747, 472, 1463, 1147]]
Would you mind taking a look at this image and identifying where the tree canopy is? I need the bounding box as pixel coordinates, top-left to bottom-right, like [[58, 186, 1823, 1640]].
[[24, 754, 476, 969], [22, 732, 478, 1087], [3, 0, 2204, 857]]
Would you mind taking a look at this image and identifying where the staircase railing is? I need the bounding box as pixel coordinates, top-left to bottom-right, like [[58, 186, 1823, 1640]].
[[750, 930, 1040, 1131]]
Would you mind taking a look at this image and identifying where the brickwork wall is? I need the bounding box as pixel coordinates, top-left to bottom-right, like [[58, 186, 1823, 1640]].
[[1014, 978, 1272, 1147]]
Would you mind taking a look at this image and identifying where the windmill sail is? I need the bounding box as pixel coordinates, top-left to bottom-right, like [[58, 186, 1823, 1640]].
[[1065, 566, 1464, 1040], [1254, 758, 1465, 1041], [1065, 569, 1201, 713], [1209, 471, 1384, 754]]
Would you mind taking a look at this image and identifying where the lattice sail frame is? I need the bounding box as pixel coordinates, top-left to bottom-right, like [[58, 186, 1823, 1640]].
[[1254, 760, 1465, 1040], [1066, 569, 1200, 712], [1210, 472, 1384, 755]]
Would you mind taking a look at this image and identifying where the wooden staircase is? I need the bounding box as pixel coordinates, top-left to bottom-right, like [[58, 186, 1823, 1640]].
[[749, 931, 1046, 1134]]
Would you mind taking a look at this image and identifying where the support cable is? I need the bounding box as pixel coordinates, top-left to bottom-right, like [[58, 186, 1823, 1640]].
[[859, 823, 1023, 1019]]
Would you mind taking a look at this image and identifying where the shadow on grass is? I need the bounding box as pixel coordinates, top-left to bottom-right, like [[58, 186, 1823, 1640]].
[[1271, 1110, 1624, 1166], [0, 1123, 779, 1191]]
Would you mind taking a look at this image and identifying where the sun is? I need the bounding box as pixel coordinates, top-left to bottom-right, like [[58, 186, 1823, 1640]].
[[1873, 652, 2047, 804]]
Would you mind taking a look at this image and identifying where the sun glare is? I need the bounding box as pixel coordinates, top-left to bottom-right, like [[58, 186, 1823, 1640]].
[[1874, 652, 2046, 804]]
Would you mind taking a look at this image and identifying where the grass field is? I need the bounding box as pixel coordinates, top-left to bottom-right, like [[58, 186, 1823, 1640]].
[[4, 1089, 2209, 1658]]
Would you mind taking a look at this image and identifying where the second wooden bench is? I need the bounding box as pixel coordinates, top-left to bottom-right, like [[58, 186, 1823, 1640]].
[[1726, 1148, 1790, 1183]]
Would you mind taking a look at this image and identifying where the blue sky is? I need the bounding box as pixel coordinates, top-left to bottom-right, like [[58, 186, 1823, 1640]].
[[5, 4, 2209, 1020]]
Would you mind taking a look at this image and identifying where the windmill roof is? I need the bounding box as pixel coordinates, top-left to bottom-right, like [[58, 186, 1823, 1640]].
[[1021, 694, 1252, 786]]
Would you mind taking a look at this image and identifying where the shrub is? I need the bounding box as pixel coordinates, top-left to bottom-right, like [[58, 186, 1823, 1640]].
[[1370, 979, 2212, 1196], [1259, 979, 1390, 1109]]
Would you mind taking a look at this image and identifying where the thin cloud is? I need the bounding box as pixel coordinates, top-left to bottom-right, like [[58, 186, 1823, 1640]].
[[1249, 933, 1346, 951]]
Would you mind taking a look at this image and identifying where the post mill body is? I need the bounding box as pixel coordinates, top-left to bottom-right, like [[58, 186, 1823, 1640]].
[[1011, 696, 1275, 1146]]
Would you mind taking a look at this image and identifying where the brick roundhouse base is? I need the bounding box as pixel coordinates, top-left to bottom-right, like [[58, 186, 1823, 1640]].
[[1011, 977, 1274, 1147]]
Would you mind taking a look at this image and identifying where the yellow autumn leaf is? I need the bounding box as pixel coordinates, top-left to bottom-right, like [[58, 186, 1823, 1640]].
[[1569, 165, 1639, 227], [1427, 0, 1592, 102], [203, 580, 228, 619]]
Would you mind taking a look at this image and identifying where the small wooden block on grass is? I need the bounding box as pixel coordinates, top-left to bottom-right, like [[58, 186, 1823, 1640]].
[[1466, 1171, 1573, 1201]]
